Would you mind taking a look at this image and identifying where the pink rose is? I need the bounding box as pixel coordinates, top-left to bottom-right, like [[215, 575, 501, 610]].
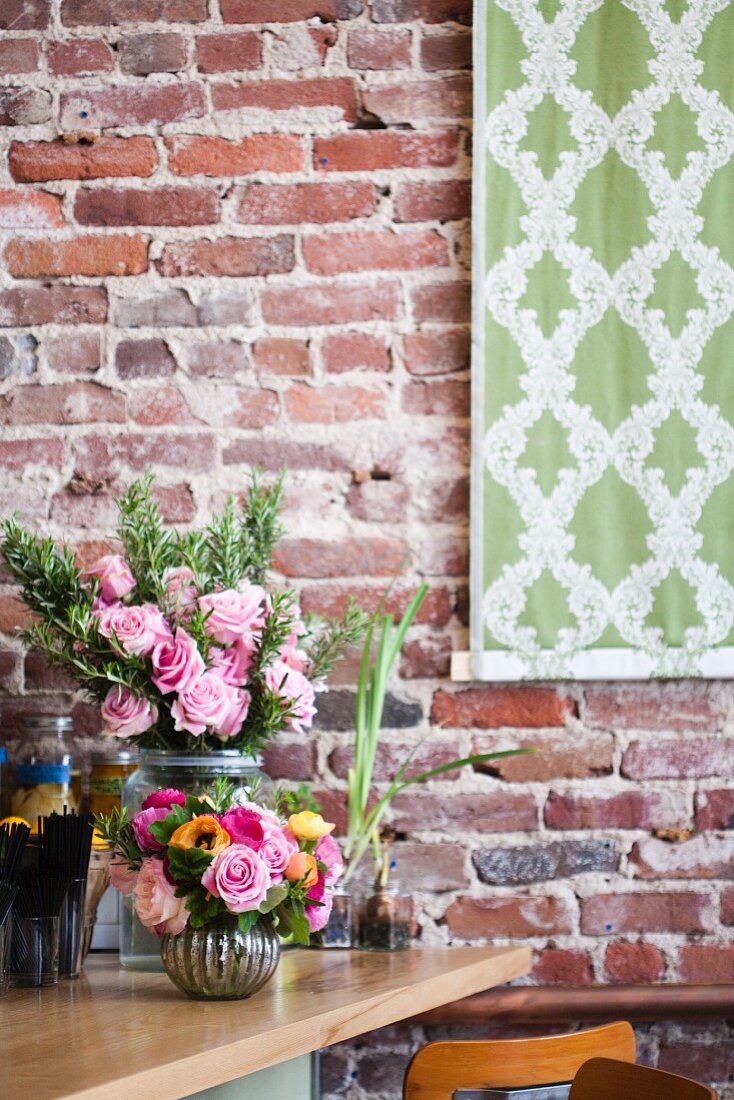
[[305, 874, 332, 933], [264, 660, 317, 734], [201, 844, 270, 913], [163, 566, 198, 619], [134, 857, 189, 936], [152, 628, 205, 695], [83, 554, 135, 602], [109, 859, 138, 896], [132, 806, 172, 852], [141, 788, 186, 811], [316, 834, 344, 887], [101, 686, 157, 739], [209, 637, 255, 687], [214, 688, 251, 740], [199, 584, 267, 645], [170, 672, 246, 737], [220, 806, 266, 849], [97, 603, 171, 656], [259, 822, 298, 882]]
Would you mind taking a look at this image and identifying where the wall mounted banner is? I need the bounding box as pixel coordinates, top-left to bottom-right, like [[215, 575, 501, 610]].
[[467, 0, 734, 680]]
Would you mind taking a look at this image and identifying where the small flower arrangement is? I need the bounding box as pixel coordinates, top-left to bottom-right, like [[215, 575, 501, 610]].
[[96, 781, 343, 943], [1, 471, 367, 755]]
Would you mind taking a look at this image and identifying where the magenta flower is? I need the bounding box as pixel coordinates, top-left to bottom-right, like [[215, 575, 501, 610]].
[[152, 628, 205, 696], [199, 584, 267, 645], [101, 685, 157, 739], [305, 873, 332, 933], [316, 834, 344, 887], [220, 806, 266, 849], [201, 844, 271, 913], [132, 806, 172, 853], [171, 673, 249, 738], [141, 788, 186, 811], [97, 603, 172, 656], [258, 822, 298, 881], [264, 659, 316, 734], [209, 637, 255, 687], [82, 554, 135, 602]]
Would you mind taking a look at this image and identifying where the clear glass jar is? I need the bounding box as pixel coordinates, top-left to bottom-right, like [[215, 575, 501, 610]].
[[10, 717, 82, 824], [89, 746, 139, 819], [119, 750, 271, 971], [358, 882, 413, 951], [314, 886, 355, 949]]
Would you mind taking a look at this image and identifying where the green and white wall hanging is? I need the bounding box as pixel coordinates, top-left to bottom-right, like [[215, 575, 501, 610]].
[[464, 0, 734, 680]]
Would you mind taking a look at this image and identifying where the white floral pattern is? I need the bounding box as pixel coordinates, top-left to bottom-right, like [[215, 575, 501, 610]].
[[479, 0, 734, 678]]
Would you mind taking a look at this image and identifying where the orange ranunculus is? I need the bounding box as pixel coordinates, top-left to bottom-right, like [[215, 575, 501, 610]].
[[169, 815, 231, 855], [287, 811, 335, 842], [285, 851, 318, 888]]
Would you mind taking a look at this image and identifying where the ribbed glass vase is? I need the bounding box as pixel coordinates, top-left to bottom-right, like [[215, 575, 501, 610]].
[[161, 916, 280, 1001], [120, 750, 271, 971]]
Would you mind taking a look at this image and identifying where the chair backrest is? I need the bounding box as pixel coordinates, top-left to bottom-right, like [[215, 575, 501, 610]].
[[569, 1058, 718, 1100], [403, 1021, 635, 1099]]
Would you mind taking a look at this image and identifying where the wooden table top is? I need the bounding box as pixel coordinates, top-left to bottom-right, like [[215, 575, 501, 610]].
[[0, 945, 530, 1100]]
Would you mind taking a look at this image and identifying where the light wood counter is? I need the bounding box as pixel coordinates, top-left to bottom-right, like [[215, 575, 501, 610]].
[[1, 945, 530, 1100]]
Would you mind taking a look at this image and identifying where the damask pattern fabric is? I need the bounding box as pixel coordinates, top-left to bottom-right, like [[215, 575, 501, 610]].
[[472, 0, 734, 679]]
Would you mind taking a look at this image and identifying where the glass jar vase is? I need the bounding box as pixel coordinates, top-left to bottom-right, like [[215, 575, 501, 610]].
[[358, 882, 413, 951], [119, 750, 271, 971]]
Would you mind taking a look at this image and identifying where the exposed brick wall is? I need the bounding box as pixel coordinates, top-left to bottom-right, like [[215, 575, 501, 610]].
[[0, 3, 732, 1096]]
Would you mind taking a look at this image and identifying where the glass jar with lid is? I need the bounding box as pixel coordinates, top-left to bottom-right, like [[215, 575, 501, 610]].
[[10, 716, 82, 825], [89, 746, 139, 819]]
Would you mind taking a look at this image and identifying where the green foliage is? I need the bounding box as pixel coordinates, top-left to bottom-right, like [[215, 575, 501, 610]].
[[275, 898, 310, 945], [185, 885, 224, 930], [242, 469, 285, 586], [167, 845, 214, 886], [237, 910, 260, 935], [305, 597, 372, 682], [259, 883, 288, 914], [116, 472, 176, 603], [148, 804, 190, 846], [275, 783, 322, 817], [93, 806, 143, 869]]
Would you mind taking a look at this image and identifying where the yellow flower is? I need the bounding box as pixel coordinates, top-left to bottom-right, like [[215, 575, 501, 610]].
[[285, 851, 318, 887], [287, 811, 335, 842], [169, 815, 230, 855]]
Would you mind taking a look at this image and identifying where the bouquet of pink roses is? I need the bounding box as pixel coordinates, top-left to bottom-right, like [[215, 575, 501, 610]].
[[1, 471, 367, 755], [96, 781, 343, 942]]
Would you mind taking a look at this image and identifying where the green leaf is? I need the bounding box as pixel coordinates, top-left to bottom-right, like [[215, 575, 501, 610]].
[[277, 899, 310, 945], [167, 844, 214, 886], [237, 910, 260, 935], [259, 883, 289, 914], [186, 886, 224, 929], [148, 804, 190, 845]]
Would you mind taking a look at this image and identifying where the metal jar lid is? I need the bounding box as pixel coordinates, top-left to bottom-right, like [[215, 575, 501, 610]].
[[21, 716, 74, 734], [91, 745, 140, 765]]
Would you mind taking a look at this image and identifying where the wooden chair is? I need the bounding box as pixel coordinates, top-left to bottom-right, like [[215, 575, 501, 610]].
[[403, 1020, 635, 1099], [570, 1058, 718, 1100]]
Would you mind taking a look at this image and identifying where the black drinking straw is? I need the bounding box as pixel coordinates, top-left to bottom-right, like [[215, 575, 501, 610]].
[[38, 811, 94, 978], [0, 821, 31, 886]]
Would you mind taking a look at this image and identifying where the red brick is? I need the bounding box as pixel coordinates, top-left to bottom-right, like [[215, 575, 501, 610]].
[[300, 584, 452, 626], [0, 0, 49, 28], [114, 289, 196, 328], [0, 649, 20, 691], [322, 333, 389, 374], [119, 32, 186, 74], [604, 942, 665, 984], [315, 130, 461, 175], [631, 835, 734, 880], [198, 387, 279, 430], [115, 338, 176, 380], [390, 789, 538, 833], [60, 82, 205, 129], [395, 179, 471, 222], [679, 945, 734, 982], [236, 181, 375, 225], [252, 338, 310, 377], [48, 38, 113, 74], [212, 77, 357, 122], [9, 137, 157, 183], [220, 0, 362, 22], [157, 235, 294, 277], [545, 789, 690, 831], [446, 896, 575, 940], [391, 841, 468, 892], [74, 432, 215, 476], [61, 0, 206, 22], [0, 383, 125, 426], [75, 187, 218, 227], [412, 280, 471, 322], [275, 537, 407, 578], [0, 39, 40, 74], [472, 732, 613, 782], [263, 280, 401, 326], [416, 476, 469, 520], [261, 738, 316, 781], [622, 737, 734, 779], [51, 489, 118, 530], [270, 25, 336, 69], [285, 383, 385, 423], [403, 379, 470, 416], [347, 27, 411, 69], [154, 482, 196, 524], [403, 329, 469, 375], [331, 737, 462, 782], [722, 886, 734, 925], [4, 235, 148, 278], [533, 948, 593, 987], [198, 291, 255, 326], [0, 438, 65, 472], [695, 788, 734, 830], [303, 229, 448, 274], [46, 331, 101, 374], [0, 592, 39, 632], [0, 286, 106, 326], [372, 0, 470, 20], [188, 341, 247, 379], [581, 892, 713, 935], [0, 88, 51, 126], [587, 682, 723, 731], [658, 1041, 734, 1082], [196, 31, 261, 72], [420, 31, 471, 69], [348, 479, 409, 522], [167, 134, 303, 176], [0, 189, 63, 229], [130, 386, 197, 426], [363, 76, 471, 123], [223, 438, 349, 472], [398, 636, 453, 679], [418, 532, 468, 575], [436, 687, 576, 730]]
